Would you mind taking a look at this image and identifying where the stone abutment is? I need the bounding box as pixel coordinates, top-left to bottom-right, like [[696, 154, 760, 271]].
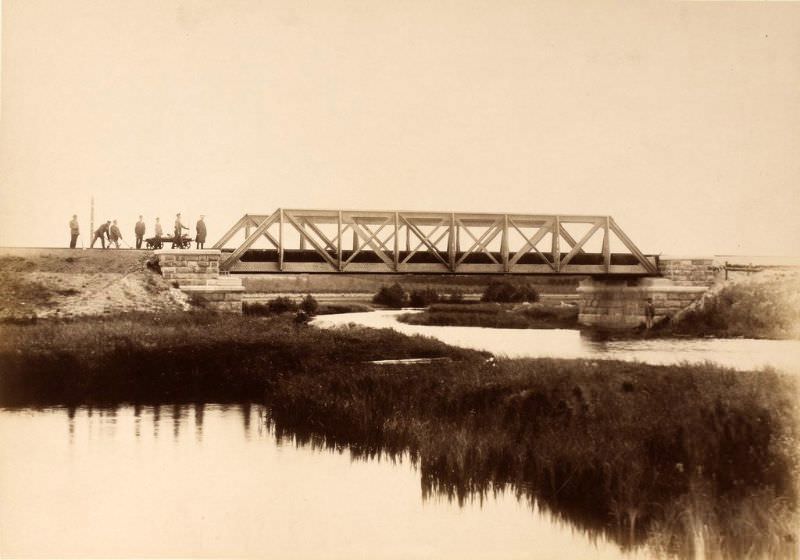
[[155, 250, 244, 312], [578, 257, 719, 329]]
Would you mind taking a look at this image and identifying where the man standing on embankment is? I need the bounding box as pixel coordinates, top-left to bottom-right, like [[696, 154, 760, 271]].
[[134, 216, 146, 249], [173, 213, 188, 248], [69, 215, 79, 248], [195, 216, 207, 249]]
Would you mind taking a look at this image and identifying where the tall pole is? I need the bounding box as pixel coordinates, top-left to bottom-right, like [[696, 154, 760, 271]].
[[90, 195, 94, 246]]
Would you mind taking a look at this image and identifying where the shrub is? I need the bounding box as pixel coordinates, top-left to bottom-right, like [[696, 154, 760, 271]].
[[268, 296, 298, 314], [409, 287, 441, 307], [300, 294, 319, 316], [373, 283, 408, 308], [243, 302, 270, 316], [481, 280, 539, 303]]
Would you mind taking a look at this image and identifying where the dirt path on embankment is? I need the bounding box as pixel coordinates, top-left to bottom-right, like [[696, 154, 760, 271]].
[[0, 248, 188, 320]]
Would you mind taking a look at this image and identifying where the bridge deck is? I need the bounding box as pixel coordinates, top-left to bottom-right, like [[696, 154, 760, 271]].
[[214, 209, 659, 276], [226, 249, 654, 275]]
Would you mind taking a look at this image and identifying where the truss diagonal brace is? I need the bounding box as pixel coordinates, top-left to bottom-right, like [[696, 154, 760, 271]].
[[346, 220, 394, 268], [401, 218, 450, 267], [221, 211, 280, 269], [283, 213, 338, 269], [560, 221, 602, 267], [456, 219, 501, 266], [610, 218, 659, 274], [508, 220, 554, 269]]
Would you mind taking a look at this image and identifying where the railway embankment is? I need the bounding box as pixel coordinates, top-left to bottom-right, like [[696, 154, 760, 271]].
[[0, 247, 187, 320], [664, 269, 800, 340]]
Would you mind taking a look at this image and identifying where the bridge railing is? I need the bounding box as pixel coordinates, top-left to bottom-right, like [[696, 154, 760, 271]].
[[212, 209, 659, 275]]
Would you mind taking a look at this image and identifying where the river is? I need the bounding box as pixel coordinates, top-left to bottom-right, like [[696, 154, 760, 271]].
[[314, 310, 800, 373], [2, 313, 797, 558]]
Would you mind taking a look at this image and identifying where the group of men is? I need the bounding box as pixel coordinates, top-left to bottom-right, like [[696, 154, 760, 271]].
[[69, 213, 207, 250]]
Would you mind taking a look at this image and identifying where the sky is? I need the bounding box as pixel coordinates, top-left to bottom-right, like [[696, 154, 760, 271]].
[[1, 0, 799, 256]]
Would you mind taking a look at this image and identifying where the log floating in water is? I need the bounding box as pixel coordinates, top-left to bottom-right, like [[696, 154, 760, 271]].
[[367, 357, 453, 365]]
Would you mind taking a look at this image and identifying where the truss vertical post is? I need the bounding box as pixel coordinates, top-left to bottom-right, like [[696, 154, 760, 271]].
[[405, 224, 410, 252], [352, 229, 358, 252], [552, 216, 561, 272], [337, 211, 343, 271], [278, 209, 284, 271], [603, 216, 610, 273], [393, 212, 399, 271], [244, 216, 251, 240], [299, 222, 306, 250], [448, 213, 456, 271], [501, 214, 509, 272]]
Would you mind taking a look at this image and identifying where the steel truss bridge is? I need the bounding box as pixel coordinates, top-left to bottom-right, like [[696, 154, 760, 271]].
[[212, 209, 659, 275]]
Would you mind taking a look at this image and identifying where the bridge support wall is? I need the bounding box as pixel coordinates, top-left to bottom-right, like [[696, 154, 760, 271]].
[[155, 250, 244, 312], [578, 258, 719, 329]]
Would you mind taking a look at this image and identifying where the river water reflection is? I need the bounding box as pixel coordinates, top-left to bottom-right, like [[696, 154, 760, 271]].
[[315, 310, 800, 373], [0, 405, 643, 559]]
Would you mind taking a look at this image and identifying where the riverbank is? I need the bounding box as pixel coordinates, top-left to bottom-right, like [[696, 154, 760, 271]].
[[395, 269, 800, 342], [1, 312, 797, 557], [398, 302, 579, 329], [664, 269, 800, 340]]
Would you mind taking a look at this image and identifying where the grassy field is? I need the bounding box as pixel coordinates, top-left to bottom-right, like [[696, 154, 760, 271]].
[[398, 302, 579, 329], [1, 312, 797, 556]]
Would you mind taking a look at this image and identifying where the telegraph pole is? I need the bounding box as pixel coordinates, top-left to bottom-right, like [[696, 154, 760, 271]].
[[90, 195, 94, 246]]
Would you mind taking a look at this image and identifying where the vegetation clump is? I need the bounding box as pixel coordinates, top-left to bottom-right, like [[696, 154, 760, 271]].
[[409, 287, 442, 307], [299, 294, 319, 316], [372, 283, 408, 308], [374, 284, 471, 308], [243, 297, 299, 316], [481, 280, 539, 303], [315, 302, 373, 315], [399, 302, 578, 329]]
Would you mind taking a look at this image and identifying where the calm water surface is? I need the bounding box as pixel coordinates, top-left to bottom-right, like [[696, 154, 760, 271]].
[[0, 405, 642, 559], [315, 310, 800, 373]]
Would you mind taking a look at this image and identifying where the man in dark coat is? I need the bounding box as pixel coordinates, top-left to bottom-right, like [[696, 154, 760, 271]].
[[195, 216, 207, 249], [173, 213, 189, 248], [134, 216, 146, 249], [69, 215, 80, 248], [645, 297, 656, 329], [90, 221, 111, 249]]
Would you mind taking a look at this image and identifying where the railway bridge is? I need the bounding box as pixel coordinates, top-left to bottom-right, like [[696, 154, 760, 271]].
[[212, 209, 659, 276], [154, 208, 718, 327]]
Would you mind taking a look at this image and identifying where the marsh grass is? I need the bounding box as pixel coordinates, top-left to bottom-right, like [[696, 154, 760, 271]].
[[0, 313, 478, 406], [1, 313, 797, 557], [266, 357, 799, 558], [399, 302, 579, 329], [316, 302, 373, 315]]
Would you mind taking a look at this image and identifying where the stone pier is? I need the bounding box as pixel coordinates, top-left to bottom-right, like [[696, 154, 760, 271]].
[[578, 257, 719, 329], [155, 249, 244, 312]]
